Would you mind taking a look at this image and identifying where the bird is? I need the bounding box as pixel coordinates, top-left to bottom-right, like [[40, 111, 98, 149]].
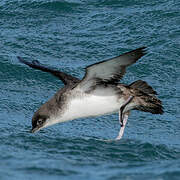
[[18, 47, 163, 140]]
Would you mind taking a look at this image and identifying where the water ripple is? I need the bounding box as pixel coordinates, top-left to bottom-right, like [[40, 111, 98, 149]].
[[0, 0, 179, 179]]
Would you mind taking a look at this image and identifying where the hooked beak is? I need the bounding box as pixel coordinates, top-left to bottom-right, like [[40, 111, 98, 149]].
[[30, 126, 41, 133]]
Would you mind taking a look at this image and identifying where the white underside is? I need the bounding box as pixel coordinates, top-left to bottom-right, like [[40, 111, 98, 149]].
[[50, 89, 126, 126], [63, 95, 121, 119], [43, 87, 136, 129]]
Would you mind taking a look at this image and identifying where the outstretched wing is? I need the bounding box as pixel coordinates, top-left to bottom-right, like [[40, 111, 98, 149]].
[[17, 57, 80, 85], [78, 47, 147, 91]]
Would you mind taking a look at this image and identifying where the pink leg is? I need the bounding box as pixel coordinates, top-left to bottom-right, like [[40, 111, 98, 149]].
[[116, 112, 129, 140], [118, 96, 133, 127], [116, 96, 133, 140]]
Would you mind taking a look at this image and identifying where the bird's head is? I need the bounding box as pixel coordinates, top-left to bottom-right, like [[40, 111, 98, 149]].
[[30, 97, 59, 133], [31, 113, 49, 133]]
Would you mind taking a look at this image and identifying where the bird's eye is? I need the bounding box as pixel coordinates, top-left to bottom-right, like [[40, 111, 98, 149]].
[[37, 118, 44, 126]]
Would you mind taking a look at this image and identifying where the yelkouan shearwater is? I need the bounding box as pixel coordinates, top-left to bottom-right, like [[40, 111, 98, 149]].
[[18, 47, 163, 140]]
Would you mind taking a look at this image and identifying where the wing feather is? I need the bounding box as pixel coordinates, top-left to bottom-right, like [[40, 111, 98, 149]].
[[78, 47, 147, 91], [18, 57, 80, 85]]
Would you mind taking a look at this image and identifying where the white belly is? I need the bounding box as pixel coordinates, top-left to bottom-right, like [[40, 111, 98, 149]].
[[59, 92, 124, 122]]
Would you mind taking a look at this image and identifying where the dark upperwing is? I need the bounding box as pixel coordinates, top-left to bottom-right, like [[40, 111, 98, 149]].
[[17, 56, 80, 85]]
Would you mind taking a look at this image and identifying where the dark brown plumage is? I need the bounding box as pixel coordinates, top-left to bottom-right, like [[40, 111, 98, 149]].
[[18, 47, 163, 139], [17, 56, 80, 85], [129, 80, 163, 114]]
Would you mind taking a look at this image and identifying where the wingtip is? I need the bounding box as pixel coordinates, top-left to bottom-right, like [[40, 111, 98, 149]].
[[140, 46, 147, 49], [17, 56, 40, 66], [17, 56, 33, 67], [127, 46, 147, 61], [140, 46, 148, 55], [142, 46, 148, 55], [132, 47, 147, 58]]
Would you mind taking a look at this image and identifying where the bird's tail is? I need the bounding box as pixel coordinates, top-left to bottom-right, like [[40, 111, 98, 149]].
[[129, 80, 164, 114]]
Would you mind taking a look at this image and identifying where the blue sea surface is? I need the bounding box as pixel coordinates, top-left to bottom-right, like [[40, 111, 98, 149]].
[[0, 0, 179, 179]]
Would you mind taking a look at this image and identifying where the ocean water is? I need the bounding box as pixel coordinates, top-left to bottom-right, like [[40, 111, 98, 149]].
[[0, 0, 179, 179]]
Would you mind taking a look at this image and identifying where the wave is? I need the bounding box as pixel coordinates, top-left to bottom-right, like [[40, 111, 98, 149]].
[[2, 128, 180, 179], [3, 128, 180, 163], [0, 0, 81, 12]]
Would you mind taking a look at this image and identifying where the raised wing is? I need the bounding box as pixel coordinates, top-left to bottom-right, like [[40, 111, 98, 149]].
[[78, 47, 147, 91], [17, 56, 80, 85]]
